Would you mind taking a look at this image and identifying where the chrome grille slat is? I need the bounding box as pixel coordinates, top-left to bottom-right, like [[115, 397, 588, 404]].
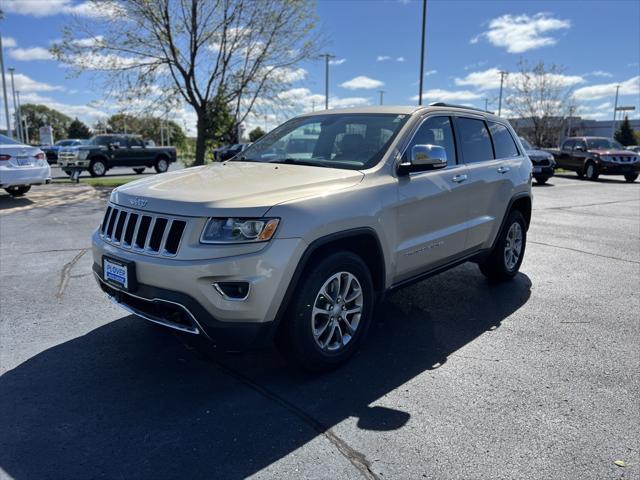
[[98, 204, 188, 257]]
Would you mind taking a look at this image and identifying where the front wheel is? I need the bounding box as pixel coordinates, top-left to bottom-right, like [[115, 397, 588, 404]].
[[89, 159, 107, 177], [479, 210, 527, 282], [4, 185, 31, 196], [154, 157, 169, 173], [624, 173, 638, 183], [585, 162, 599, 181], [277, 251, 374, 371], [534, 176, 548, 185]]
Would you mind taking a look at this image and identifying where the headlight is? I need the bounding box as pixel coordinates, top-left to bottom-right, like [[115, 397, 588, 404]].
[[200, 218, 280, 244], [78, 150, 89, 160]]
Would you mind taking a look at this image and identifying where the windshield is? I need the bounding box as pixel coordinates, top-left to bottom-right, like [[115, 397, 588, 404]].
[[586, 138, 624, 150], [519, 138, 532, 150], [0, 134, 21, 145], [234, 113, 409, 170], [87, 135, 112, 146]]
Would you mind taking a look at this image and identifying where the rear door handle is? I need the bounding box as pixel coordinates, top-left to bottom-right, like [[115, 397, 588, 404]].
[[497, 166, 510, 174], [451, 174, 468, 183]]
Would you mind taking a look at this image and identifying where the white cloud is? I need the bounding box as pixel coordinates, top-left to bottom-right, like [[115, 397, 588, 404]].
[[331, 97, 371, 108], [595, 102, 612, 110], [424, 70, 437, 76], [2, 0, 122, 18], [411, 89, 483, 102], [12, 73, 64, 93], [573, 76, 640, 101], [9, 47, 54, 61], [71, 36, 105, 47], [587, 70, 613, 78], [340, 75, 384, 90], [472, 13, 570, 53], [2, 36, 17, 48], [396, 57, 405, 62], [455, 67, 584, 90], [329, 58, 346, 66], [377, 56, 392, 62], [264, 66, 307, 83]]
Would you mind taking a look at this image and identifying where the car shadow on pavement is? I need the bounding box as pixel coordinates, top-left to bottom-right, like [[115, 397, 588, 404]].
[[0, 194, 34, 210], [0, 264, 530, 480], [554, 173, 637, 185]]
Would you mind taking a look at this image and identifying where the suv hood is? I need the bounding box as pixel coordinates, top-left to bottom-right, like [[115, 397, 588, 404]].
[[590, 148, 637, 156], [110, 162, 364, 217]]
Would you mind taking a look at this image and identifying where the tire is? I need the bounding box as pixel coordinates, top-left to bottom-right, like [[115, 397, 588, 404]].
[[89, 159, 107, 177], [624, 173, 638, 183], [584, 162, 599, 181], [154, 157, 169, 173], [479, 210, 527, 282], [133, 168, 145, 174], [277, 251, 374, 372], [534, 176, 548, 185], [4, 185, 31, 196], [576, 169, 584, 179]]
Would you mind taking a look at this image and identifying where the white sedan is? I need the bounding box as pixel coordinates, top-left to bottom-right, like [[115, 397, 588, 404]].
[[0, 134, 51, 196]]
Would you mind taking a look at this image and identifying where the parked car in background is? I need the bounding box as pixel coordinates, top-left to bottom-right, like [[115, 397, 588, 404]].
[[41, 139, 87, 164], [213, 143, 251, 161], [547, 137, 639, 182], [0, 134, 51, 196], [627, 145, 640, 154], [92, 104, 532, 371], [519, 137, 555, 184], [57, 134, 177, 177]]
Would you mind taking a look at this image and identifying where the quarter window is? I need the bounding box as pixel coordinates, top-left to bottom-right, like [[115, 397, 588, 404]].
[[489, 122, 519, 159], [403, 116, 457, 165], [457, 117, 494, 163]]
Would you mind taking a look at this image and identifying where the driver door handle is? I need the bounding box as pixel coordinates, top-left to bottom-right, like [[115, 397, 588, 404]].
[[451, 174, 468, 183], [497, 166, 510, 174]]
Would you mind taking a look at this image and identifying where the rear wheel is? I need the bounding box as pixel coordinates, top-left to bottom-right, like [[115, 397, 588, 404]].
[[585, 162, 599, 181], [576, 169, 584, 179], [4, 185, 31, 196], [624, 173, 638, 183], [277, 251, 374, 371], [154, 157, 169, 173], [133, 168, 145, 174], [479, 210, 527, 282], [89, 159, 107, 177], [534, 176, 548, 185]]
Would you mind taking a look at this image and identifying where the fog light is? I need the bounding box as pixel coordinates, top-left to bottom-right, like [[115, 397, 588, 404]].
[[213, 282, 250, 300]]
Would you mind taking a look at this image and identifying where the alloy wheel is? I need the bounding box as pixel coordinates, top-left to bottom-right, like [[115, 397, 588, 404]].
[[503, 222, 523, 271]]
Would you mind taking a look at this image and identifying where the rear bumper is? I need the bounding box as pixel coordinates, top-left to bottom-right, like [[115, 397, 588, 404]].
[[532, 165, 554, 177], [0, 164, 52, 188]]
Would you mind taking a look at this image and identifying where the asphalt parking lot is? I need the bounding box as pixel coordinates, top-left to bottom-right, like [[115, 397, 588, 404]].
[[0, 174, 638, 480]]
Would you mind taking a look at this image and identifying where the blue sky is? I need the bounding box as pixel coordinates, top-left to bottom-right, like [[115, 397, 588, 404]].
[[1, 0, 639, 135]]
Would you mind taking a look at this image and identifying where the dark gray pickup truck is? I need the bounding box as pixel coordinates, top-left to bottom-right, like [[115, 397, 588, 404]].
[[57, 134, 177, 177], [547, 136, 639, 182]]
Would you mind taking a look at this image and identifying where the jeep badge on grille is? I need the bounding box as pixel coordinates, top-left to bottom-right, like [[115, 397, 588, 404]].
[[129, 197, 148, 208]]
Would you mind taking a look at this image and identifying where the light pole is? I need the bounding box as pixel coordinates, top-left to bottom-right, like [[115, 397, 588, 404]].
[[8, 67, 21, 141], [566, 105, 575, 138], [16, 90, 26, 143], [611, 84, 620, 138], [417, 0, 427, 105], [0, 35, 10, 137], [484, 98, 489, 111], [497, 70, 508, 117], [378, 90, 385, 105], [319, 53, 335, 110]]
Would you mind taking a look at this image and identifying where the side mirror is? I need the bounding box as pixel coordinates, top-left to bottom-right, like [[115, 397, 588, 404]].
[[398, 144, 448, 175], [574, 145, 586, 152], [108, 143, 119, 150]]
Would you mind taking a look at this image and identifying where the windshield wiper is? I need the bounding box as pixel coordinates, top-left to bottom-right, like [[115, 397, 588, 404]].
[[269, 158, 328, 168]]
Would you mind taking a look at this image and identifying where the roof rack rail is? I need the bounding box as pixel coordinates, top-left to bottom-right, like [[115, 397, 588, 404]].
[[428, 102, 494, 114]]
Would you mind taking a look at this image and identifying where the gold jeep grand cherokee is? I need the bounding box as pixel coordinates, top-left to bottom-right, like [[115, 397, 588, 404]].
[[93, 104, 532, 371]]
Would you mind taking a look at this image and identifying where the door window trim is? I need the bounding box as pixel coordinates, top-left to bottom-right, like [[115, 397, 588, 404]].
[[397, 113, 461, 171]]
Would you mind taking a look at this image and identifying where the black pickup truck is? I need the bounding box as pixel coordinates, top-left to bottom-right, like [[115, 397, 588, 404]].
[[57, 134, 177, 177], [547, 136, 639, 182]]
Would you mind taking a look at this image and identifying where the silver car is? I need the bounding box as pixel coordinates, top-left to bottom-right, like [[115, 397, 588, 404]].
[[92, 104, 532, 370], [0, 134, 51, 196]]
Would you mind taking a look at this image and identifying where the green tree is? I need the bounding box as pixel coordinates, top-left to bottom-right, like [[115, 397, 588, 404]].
[[614, 116, 636, 146], [68, 118, 92, 139], [19, 104, 72, 143], [53, 0, 319, 166], [248, 127, 266, 142]]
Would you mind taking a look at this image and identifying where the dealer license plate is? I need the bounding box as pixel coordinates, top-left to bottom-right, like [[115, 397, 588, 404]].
[[533, 167, 542, 173], [104, 258, 129, 289]]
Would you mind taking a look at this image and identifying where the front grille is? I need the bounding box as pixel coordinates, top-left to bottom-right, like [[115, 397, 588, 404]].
[[608, 156, 637, 163], [99, 204, 188, 256], [58, 150, 78, 161]]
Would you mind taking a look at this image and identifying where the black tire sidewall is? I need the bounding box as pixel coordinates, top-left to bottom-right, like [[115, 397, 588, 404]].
[[283, 251, 374, 371], [90, 159, 106, 177], [5, 185, 30, 196], [585, 162, 598, 181], [624, 173, 638, 182], [155, 158, 168, 173]]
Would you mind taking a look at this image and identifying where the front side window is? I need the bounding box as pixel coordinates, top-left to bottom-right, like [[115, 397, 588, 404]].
[[561, 139, 575, 151], [457, 117, 494, 163], [403, 116, 457, 165], [129, 137, 144, 148], [574, 140, 587, 150], [235, 113, 409, 170], [489, 122, 520, 159]]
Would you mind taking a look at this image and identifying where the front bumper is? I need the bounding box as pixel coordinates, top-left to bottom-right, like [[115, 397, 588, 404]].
[[92, 231, 307, 346], [59, 158, 89, 168], [596, 161, 640, 175], [0, 164, 52, 188]]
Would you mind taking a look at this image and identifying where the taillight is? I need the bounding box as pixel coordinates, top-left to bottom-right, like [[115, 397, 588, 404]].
[[35, 152, 45, 160], [0, 154, 11, 161]]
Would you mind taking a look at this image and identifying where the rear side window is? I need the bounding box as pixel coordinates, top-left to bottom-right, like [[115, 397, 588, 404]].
[[489, 122, 520, 159], [457, 117, 494, 163], [404, 116, 457, 164], [562, 139, 575, 150]]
